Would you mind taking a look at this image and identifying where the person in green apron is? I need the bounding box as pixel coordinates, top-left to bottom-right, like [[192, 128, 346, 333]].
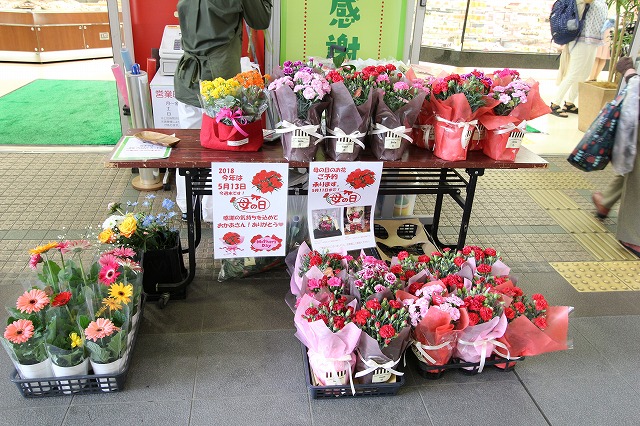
[[173, 0, 272, 215]]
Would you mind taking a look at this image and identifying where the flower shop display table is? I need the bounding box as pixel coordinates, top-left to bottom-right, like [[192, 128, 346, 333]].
[[105, 129, 548, 295]]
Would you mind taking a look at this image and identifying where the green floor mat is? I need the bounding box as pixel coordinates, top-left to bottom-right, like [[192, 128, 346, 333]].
[[0, 79, 121, 146]]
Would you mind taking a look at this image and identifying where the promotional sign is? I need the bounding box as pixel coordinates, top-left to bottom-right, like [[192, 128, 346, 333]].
[[307, 161, 383, 252], [211, 163, 289, 259], [280, 0, 407, 62]]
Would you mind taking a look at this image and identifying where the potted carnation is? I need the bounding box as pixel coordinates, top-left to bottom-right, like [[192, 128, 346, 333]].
[[268, 59, 331, 161]]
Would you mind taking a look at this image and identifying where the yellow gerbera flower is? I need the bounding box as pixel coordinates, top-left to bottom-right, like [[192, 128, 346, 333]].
[[29, 241, 59, 255], [102, 297, 122, 311], [109, 283, 133, 304], [70, 332, 83, 348]]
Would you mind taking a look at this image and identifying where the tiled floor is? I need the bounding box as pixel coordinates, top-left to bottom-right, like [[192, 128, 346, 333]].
[[0, 59, 639, 425]]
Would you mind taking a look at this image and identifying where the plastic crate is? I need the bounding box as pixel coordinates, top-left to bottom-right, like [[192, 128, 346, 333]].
[[302, 346, 404, 399], [411, 348, 523, 380], [9, 296, 145, 397]]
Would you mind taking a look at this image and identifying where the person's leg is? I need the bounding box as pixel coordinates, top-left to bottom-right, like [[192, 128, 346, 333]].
[[176, 101, 204, 215], [616, 131, 640, 254], [563, 43, 598, 109], [589, 58, 606, 81], [592, 174, 624, 218]]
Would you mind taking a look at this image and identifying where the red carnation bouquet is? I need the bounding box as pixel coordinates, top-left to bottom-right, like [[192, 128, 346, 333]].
[[294, 294, 361, 389], [324, 65, 389, 161], [288, 242, 348, 309], [352, 297, 411, 384], [431, 70, 499, 161]]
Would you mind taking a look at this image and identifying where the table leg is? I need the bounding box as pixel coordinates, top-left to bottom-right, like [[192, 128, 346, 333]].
[[456, 168, 484, 250]]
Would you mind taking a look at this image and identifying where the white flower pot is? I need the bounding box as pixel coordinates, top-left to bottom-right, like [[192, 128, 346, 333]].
[[51, 358, 89, 394], [90, 358, 124, 392], [16, 358, 54, 393]]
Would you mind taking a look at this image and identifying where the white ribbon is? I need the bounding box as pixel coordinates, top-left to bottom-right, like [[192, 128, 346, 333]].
[[435, 116, 478, 149], [274, 120, 326, 144], [412, 340, 452, 365], [493, 119, 528, 135], [369, 123, 414, 143], [308, 352, 356, 396], [325, 127, 366, 149], [457, 338, 512, 373], [354, 353, 404, 379]]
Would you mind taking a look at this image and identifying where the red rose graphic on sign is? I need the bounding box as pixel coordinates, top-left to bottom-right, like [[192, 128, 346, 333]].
[[252, 170, 284, 193], [345, 168, 376, 189]]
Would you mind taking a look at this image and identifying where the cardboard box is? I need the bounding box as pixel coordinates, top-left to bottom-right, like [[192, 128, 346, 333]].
[[577, 82, 616, 132], [150, 73, 180, 129]]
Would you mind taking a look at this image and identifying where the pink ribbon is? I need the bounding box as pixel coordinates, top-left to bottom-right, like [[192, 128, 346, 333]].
[[216, 108, 249, 137]]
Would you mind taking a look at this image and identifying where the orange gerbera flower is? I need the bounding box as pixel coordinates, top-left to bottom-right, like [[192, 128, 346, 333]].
[[4, 319, 34, 344], [16, 288, 50, 314], [28, 241, 59, 255], [84, 318, 118, 342]]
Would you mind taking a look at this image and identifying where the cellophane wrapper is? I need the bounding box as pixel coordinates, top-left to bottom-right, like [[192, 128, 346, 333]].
[[324, 81, 373, 161], [412, 97, 435, 150], [369, 88, 426, 160], [355, 326, 411, 384], [294, 294, 360, 386], [495, 305, 571, 366], [271, 85, 330, 161], [453, 313, 508, 368]]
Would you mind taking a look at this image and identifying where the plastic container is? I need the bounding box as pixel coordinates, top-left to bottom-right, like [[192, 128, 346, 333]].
[[302, 346, 404, 399], [9, 296, 145, 397], [411, 349, 523, 380]]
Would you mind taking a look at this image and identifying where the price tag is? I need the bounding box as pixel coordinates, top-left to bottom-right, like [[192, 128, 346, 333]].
[[384, 135, 402, 149], [506, 132, 525, 149], [371, 370, 392, 383], [336, 138, 354, 153], [291, 135, 310, 148]]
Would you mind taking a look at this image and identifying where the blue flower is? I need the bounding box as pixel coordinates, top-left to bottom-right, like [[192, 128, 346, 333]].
[[162, 198, 175, 211], [142, 215, 154, 227]]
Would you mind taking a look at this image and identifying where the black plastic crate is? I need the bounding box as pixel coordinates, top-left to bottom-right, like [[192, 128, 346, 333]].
[[9, 296, 145, 397], [302, 345, 404, 399], [411, 348, 523, 380]]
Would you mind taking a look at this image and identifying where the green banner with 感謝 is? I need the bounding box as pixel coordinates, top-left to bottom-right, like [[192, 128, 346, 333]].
[[280, 0, 407, 63]]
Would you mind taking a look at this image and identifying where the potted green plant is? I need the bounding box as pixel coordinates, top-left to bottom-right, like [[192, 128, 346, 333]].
[[579, 0, 639, 130]]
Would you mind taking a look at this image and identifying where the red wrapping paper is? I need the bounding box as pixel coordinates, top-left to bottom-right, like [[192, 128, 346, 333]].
[[413, 306, 469, 366], [496, 305, 571, 360], [412, 98, 435, 150]]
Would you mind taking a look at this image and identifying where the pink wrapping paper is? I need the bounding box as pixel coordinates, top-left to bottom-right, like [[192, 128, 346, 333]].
[[369, 88, 427, 160], [294, 294, 361, 386], [325, 81, 373, 161], [454, 313, 508, 371]]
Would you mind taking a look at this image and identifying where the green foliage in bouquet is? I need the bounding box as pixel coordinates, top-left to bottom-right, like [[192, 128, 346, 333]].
[[325, 64, 401, 106], [353, 298, 409, 348], [99, 195, 180, 251]]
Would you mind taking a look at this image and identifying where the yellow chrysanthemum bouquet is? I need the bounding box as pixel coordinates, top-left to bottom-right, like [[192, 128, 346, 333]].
[[199, 69, 269, 151]]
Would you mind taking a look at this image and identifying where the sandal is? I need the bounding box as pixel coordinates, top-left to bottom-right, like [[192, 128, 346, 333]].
[[563, 102, 579, 114], [550, 103, 568, 118]]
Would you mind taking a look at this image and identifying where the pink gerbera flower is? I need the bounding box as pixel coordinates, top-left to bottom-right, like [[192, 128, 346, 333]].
[[98, 259, 120, 286], [4, 319, 35, 344], [28, 253, 42, 270], [63, 240, 91, 254], [84, 318, 118, 342], [16, 289, 50, 314], [117, 258, 142, 273], [99, 253, 119, 267], [107, 247, 136, 259]]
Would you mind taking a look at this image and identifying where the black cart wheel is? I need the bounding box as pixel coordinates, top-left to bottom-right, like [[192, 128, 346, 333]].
[[157, 293, 170, 309]]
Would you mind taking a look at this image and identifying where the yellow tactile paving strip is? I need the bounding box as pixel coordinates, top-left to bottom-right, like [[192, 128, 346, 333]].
[[528, 185, 638, 291], [478, 172, 593, 190], [550, 261, 640, 292]]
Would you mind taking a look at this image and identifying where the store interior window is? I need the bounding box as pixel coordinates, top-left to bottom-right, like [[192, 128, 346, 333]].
[[421, 0, 555, 53]]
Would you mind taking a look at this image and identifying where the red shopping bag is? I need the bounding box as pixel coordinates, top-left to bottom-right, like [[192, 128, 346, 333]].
[[200, 114, 264, 152]]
